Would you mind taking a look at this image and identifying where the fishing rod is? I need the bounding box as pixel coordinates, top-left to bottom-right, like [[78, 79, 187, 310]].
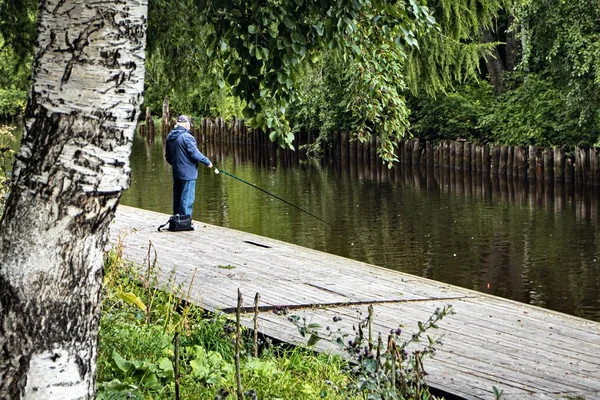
[[213, 167, 332, 228]]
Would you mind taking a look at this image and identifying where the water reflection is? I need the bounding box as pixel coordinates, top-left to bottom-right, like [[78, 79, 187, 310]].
[[122, 132, 600, 322]]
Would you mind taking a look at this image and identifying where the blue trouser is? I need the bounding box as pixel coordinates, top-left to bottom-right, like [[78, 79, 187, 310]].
[[173, 179, 196, 217]]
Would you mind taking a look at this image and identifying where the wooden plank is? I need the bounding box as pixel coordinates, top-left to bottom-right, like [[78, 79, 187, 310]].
[[110, 206, 600, 400]]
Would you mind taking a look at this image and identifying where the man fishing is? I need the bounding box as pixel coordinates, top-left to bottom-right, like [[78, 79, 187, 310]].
[[165, 115, 213, 219]]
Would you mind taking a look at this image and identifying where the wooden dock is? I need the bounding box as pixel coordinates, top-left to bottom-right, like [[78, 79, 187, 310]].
[[110, 205, 600, 400]]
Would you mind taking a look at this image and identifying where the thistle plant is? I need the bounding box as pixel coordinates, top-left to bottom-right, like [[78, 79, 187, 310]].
[[289, 304, 454, 399]]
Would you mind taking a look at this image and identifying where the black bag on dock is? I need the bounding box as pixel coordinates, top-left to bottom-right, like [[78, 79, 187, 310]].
[[158, 214, 194, 232]]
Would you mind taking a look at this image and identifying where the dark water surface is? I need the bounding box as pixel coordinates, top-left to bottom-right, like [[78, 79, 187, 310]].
[[122, 133, 600, 322]]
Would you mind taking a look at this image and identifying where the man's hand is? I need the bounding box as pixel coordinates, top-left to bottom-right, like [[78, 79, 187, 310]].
[[207, 162, 213, 168]]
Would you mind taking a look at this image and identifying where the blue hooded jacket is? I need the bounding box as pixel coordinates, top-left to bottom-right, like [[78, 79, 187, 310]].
[[165, 125, 211, 180]]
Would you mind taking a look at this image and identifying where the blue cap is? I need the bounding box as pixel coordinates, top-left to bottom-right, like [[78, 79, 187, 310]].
[[176, 115, 193, 127]]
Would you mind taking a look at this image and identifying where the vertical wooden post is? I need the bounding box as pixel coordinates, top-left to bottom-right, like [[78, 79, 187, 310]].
[[412, 139, 420, 166], [357, 138, 364, 167], [471, 144, 477, 172], [442, 141, 449, 168], [235, 289, 243, 400], [475, 145, 482, 173], [162, 96, 170, 134], [565, 156, 574, 183], [543, 148, 554, 181], [174, 331, 180, 400], [536, 147, 544, 181], [528, 145, 537, 180], [589, 147, 596, 186], [491, 145, 500, 175], [593, 148, 600, 186], [517, 146, 527, 179], [482, 144, 490, 177], [463, 142, 471, 171], [455, 141, 464, 170], [554, 147, 565, 182], [499, 145, 508, 175], [426, 141, 434, 167], [370, 134, 377, 170], [253, 292, 260, 358], [575, 146, 581, 184], [404, 138, 412, 165], [506, 146, 513, 176], [145, 106, 155, 143], [349, 137, 357, 163], [363, 136, 371, 166], [341, 132, 349, 167], [512, 146, 519, 177], [581, 147, 589, 185], [449, 141, 455, 170]]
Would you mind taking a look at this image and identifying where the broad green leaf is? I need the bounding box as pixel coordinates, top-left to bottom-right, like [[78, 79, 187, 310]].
[[256, 112, 265, 124], [284, 16, 296, 29], [97, 379, 138, 392], [313, 23, 324, 36], [245, 359, 279, 376], [307, 333, 321, 346], [292, 32, 305, 44], [116, 291, 146, 312], [111, 351, 134, 375], [158, 357, 174, 375], [243, 107, 254, 119], [140, 372, 159, 389]]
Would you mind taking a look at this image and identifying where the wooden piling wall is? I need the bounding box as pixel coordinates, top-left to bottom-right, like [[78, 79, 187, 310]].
[[148, 113, 600, 187]]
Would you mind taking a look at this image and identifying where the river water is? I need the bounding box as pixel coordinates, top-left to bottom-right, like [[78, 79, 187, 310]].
[[121, 131, 600, 323]]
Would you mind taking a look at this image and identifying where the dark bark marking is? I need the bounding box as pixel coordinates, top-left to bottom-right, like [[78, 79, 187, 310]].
[[56, 10, 108, 89], [51, 0, 69, 15], [0, 276, 32, 396]]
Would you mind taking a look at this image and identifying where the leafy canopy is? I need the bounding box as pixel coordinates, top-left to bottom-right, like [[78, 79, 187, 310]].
[[200, 0, 436, 161]]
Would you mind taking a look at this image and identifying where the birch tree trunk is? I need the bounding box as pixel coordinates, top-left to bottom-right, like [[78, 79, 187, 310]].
[[0, 0, 147, 398]]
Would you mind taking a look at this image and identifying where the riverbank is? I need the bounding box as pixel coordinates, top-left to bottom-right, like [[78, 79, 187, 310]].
[[110, 205, 600, 399]]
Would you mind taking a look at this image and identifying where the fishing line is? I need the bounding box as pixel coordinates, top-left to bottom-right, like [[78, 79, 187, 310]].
[[213, 167, 333, 228]]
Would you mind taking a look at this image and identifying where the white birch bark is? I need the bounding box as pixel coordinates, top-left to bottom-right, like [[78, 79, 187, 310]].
[[0, 0, 147, 398]]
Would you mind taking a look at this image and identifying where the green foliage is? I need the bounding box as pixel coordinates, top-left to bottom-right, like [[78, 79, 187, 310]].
[[0, 25, 31, 118], [98, 240, 356, 399], [0, 89, 26, 117], [4, 0, 598, 153], [409, 82, 494, 143], [143, 0, 244, 119], [512, 0, 600, 141], [0, 124, 17, 215], [478, 73, 595, 146], [203, 0, 435, 152], [287, 54, 353, 155], [289, 305, 454, 399], [407, 0, 511, 95], [410, 72, 598, 147], [0, 0, 37, 60]]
